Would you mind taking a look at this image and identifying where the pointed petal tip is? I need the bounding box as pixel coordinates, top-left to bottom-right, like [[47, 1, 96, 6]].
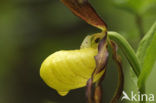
[[57, 91, 69, 96]]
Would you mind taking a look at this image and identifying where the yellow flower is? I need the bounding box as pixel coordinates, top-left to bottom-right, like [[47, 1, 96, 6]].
[[40, 33, 105, 96]]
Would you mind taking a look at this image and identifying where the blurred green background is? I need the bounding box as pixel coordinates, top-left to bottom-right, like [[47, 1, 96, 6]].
[[0, 0, 156, 103]]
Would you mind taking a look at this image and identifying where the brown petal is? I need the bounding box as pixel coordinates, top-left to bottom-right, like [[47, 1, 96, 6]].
[[86, 78, 94, 103], [86, 34, 108, 103], [110, 41, 124, 103], [61, 0, 107, 31], [94, 34, 109, 74], [94, 85, 102, 103]]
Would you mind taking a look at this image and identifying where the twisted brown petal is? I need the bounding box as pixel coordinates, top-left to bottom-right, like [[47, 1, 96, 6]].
[[86, 78, 94, 103], [110, 41, 124, 103], [94, 33, 108, 74], [94, 71, 106, 103], [86, 34, 108, 103], [94, 85, 102, 103]]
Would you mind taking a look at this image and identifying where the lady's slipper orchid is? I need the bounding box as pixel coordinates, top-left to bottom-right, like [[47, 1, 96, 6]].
[[40, 0, 125, 103], [40, 33, 106, 96]]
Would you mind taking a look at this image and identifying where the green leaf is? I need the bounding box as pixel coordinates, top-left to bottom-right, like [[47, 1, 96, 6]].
[[146, 63, 156, 98], [137, 21, 156, 90], [137, 22, 156, 66], [122, 66, 140, 103]]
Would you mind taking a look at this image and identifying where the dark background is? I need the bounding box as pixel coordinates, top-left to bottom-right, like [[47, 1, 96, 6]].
[[0, 0, 156, 103]]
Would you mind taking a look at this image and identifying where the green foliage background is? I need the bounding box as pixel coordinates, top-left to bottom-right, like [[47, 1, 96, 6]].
[[0, 0, 155, 103]]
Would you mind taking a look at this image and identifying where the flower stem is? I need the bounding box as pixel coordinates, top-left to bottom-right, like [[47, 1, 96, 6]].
[[108, 31, 141, 77]]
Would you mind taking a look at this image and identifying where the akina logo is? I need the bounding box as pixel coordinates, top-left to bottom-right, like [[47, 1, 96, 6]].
[[121, 91, 155, 102]]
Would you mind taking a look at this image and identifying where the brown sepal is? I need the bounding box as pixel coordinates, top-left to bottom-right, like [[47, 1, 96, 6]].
[[61, 0, 107, 31]]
